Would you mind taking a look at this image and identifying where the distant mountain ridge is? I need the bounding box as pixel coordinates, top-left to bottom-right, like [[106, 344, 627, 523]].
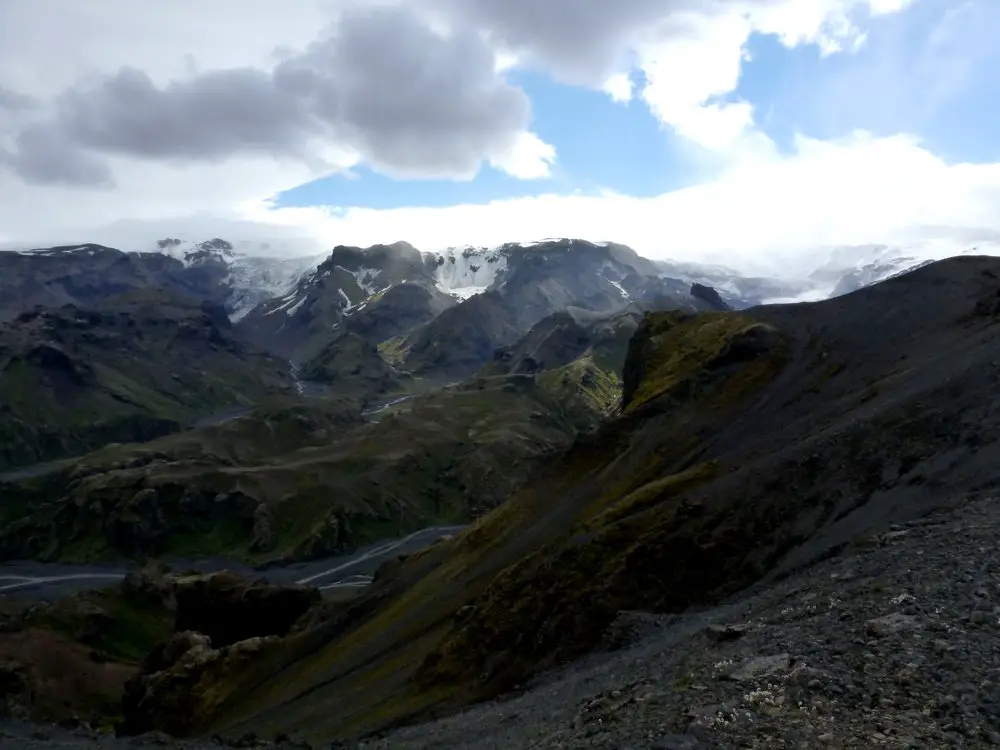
[[236, 238, 729, 368], [2, 236, 993, 336]]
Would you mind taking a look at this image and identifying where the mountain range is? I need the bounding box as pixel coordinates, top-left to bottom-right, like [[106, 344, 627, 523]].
[[2, 234, 966, 322], [2, 235, 1000, 748]]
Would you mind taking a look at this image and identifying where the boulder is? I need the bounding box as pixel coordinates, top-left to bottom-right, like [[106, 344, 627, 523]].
[[120, 634, 279, 737], [121, 560, 176, 610]]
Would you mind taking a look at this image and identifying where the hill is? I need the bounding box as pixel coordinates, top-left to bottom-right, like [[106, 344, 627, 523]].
[[0, 244, 228, 321], [0, 293, 293, 470], [0, 354, 618, 563]]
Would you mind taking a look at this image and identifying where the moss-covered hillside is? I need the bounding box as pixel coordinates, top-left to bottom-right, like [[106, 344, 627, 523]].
[[0, 295, 293, 470]]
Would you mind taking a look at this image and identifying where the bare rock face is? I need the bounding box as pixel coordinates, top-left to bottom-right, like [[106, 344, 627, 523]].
[[120, 561, 176, 611], [116, 570, 325, 738], [120, 633, 281, 737], [690, 282, 730, 311], [172, 571, 320, 649]]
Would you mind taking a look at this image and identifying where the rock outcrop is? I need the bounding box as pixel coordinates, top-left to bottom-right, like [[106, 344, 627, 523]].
[[172, 571, 320, 648], [298, 330, 401, 401]]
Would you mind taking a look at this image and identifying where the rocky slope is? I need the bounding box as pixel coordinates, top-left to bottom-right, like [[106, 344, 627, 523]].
[[297, 331, 402, 402], [0, 244, 228, 322], [235, 242, 448, 361], [130, 254, 1000, 745], [364, 490, 1000, 749], [0, 292, 293, 471], [481, 308, 642, 380], [379, 240, 724, 380]]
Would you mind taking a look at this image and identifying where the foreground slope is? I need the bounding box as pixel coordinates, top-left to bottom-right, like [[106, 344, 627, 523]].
[[182, 255, 1000, 744], [369, 491, 1000, 748]]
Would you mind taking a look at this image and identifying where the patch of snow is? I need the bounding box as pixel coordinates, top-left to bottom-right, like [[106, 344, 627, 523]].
[[337, 288, 352, 308], [761, 287, 835, 305], [334, 265, 382, 295], [427, 246, 507, 299], [285, 297, 307, 316], [518, 237, 567, 249], [607, 278, 630, 299], [229, 305, 255, 323], [445, 285, 490, 300], [223, 252, 327, 321], [264, 292, 302, 316]]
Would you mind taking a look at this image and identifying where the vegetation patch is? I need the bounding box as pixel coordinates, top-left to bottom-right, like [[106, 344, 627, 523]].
[[622, 311, 785, 413]]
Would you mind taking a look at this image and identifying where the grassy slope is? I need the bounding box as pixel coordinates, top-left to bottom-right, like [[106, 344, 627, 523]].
[[1, 359, 612, 564], [207, 257, 1000, 743]]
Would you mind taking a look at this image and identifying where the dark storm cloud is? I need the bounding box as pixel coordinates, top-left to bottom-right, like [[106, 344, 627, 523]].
[[0, 5, 532, 186]]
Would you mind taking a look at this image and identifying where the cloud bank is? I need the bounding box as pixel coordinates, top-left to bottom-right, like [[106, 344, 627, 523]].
[[1, 0, 997, 278]]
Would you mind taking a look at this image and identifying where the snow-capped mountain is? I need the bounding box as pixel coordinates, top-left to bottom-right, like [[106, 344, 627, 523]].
[[235, 237, 726, 364], [5, 234, 997, 341], [235, 242, 456, 360], [0, 242, 233, 320], [650, 258, 814, 308], [806, 241, 1000, 299], [147, 238, 329, 320], [423, 238, 662, 308]]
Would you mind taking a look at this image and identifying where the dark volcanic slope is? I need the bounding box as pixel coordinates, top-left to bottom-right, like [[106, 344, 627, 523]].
[[0, 293, 293, 470], [398, 291, 522, 378], [0, 244, 227, 321], [481, 308, 642, 379], [181, 255, 1000, 744], [237, 242, 445, 361]]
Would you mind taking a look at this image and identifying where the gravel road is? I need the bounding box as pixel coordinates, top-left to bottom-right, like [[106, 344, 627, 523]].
[[0, 526, 463, 601]]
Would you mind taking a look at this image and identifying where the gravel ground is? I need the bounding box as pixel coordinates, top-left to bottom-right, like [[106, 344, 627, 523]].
[[6, 492, 1000, 749], [361, 491, 1000, 749]]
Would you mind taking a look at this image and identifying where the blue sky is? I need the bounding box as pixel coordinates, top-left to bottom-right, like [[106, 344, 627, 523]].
[[274, 0, 1000, 212], [275, 70, 688, 209]]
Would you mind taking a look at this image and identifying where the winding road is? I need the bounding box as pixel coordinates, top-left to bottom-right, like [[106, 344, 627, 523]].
[[0, 525, 464, 601]]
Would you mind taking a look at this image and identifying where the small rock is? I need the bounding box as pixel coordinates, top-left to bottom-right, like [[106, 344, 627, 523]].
[[705, 622, 749, 642], [722, 653, 791, 681], [654, 734, 705, 750], [968, 610, 991, 625], [866, 612, 919, 637]]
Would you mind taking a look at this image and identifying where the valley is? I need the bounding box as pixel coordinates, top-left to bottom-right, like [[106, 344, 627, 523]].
[[2, 236, 1000, 748], [0, 524, 463, 600]]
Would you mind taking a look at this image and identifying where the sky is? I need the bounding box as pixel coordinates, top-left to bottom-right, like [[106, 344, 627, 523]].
[[1, 0, 999, 276]]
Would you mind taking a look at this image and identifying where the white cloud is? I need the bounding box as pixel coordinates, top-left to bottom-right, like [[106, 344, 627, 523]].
[[261, 132, 1000, 277], [0, 0, 994, 283], [489, 132, 557, 179], [26, 131, 998, 281], [602, 73, 634, 103]]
